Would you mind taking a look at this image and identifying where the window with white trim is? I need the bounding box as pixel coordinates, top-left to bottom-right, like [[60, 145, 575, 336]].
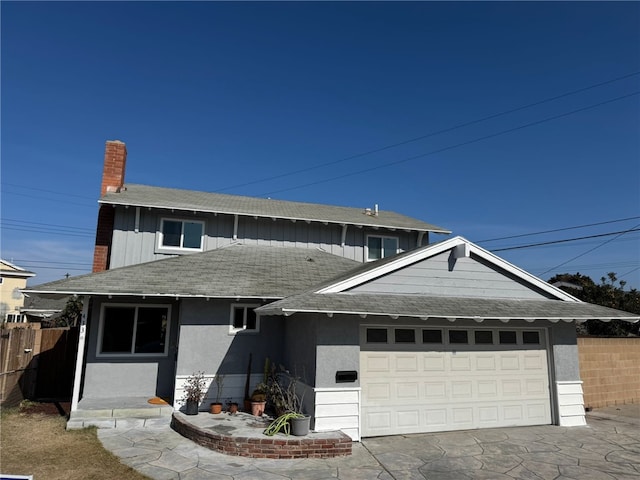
[[158, 218, 204, 251], [98, 304, 170, 356], [366, 235, 398, 261], [230, 304, 259, 333]]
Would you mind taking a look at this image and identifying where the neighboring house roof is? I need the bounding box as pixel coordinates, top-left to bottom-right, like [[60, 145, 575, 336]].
[[23, 244, 360, 299], [21, 293, 68, 318], [100, 184, 451, 234], [255, 237, 640, 323], [0, 259, 36, 278]]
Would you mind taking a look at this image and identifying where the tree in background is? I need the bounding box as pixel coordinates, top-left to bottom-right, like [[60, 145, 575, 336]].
[[54, 296, 83, 327], [548, 272, 639, 336]]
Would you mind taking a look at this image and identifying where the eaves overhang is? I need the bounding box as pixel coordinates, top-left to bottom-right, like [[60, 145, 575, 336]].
[[22, 288, 284, 301], [261, 307, 640, 324], [98, 199, 451, 235]]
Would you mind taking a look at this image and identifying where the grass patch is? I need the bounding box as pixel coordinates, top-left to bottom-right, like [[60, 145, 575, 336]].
[[1, 406, 151, 480]]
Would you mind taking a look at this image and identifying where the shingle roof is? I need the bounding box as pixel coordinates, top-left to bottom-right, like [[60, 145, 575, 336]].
[[100, 184, 450, 233], [24, 245, 360, 299], [255, 293, 640, 322]]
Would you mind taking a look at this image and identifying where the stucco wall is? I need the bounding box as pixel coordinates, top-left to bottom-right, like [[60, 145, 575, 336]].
[[578, 336, 640, 408], [83, 296, 180, 399], [548, 321, 581, 382], [315, 315, 360, 388]]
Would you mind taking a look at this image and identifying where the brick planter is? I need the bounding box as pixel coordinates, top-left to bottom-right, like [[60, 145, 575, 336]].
[[171, 412, 352, 459]]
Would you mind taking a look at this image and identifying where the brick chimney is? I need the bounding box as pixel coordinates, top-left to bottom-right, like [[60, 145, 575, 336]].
[[93, 140, 127, 272], [100, 140, 127, 196]]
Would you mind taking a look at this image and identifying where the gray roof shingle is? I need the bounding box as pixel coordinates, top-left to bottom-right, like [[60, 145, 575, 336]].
[[100, 184, 450, 233], [25, 245, 360, 299], [256, 292, 640, 321]]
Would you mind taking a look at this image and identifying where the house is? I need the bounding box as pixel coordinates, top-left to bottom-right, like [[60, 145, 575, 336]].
[[1, 259, 35, 323], [25, 140, 639, 441], [20, 293, 68, 325]]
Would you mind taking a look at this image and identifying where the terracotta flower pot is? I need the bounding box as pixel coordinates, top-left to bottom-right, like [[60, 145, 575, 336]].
[[228, 402, 239, 414], [251, 401, 266, 416], [210, 402, 223, 414]]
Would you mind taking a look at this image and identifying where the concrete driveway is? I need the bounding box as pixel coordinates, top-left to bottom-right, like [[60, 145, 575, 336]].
[[98, 405, 640, 479]]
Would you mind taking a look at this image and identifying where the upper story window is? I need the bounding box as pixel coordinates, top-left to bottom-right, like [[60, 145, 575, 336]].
[[98, 304, 170, 357], [366, 235, 398, 261], [158, 218, 204, 251], [230, 304, 260, 334]]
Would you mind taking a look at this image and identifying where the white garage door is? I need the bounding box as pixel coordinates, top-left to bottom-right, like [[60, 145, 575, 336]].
[[360, 326, 552, 437]]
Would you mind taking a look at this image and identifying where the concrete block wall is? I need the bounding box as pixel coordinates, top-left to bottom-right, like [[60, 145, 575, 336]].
[[577, 337, 640, 409]]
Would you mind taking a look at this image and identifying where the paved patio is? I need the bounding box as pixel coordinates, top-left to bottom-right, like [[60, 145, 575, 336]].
[[96, 404, 640, 479]]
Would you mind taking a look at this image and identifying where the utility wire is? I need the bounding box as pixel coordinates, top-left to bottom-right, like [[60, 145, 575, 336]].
[[212, 71, 640, 194], [476, 216, 640, 243], [1, 182, 96, 201], [259, 91, 640, 197], [2, 218, 95, 233], [491, 228, 640, 252], [538, 223, 640, 276], [11, 259, 93, 267]]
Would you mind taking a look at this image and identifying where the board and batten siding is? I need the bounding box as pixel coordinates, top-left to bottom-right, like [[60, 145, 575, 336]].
[[349, 251, 554, 299], [109, 206, 420, 268]]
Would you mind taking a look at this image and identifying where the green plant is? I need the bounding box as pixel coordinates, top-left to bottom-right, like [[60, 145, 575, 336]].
[[260, 363, 305, 415], [263, 412, 305, 436], [181, 371, 207, 403]]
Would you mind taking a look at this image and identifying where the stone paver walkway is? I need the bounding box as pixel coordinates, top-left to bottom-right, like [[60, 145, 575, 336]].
[[98, 408, 640, 479]]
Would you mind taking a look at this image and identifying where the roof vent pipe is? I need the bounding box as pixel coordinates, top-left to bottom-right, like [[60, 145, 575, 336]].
[[374, 204, 379, 216]]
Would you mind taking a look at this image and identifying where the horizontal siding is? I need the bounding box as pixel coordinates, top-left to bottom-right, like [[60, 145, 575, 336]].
[[351, 252, 550, 299], [314, 387, 361, 441], [110, 206, 420, 268], [174, 373, 257, 410], [556, 381, 586, 426]]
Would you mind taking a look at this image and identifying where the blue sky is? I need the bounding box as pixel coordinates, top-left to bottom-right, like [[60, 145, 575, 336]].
[[2, 2, 639, 290]]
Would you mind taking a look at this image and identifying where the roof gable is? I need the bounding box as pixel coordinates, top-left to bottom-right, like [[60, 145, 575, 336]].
[[317, 236, 580, 302]]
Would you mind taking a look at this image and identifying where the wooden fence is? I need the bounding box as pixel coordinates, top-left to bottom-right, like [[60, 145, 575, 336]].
[[0, 325, 78, 407]]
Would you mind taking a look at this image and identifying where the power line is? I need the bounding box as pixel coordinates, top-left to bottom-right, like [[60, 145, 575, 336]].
[[2, 190, 96, 209], [538, 223, 640, 276], [1, 225, 94, 238], [1, 182, 96, 201], [212, 71, 640, 193], [10, 259, 93, 267], [619, 267, 640, 280], [2, 218, 95, 233], [476, 216, 640, 243], [259, 91, 640, 196], [490, 228, 640, 252]]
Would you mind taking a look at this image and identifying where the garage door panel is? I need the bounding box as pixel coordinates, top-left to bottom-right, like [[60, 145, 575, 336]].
[[396, 354, 419, 372], [363, 354, 391, 373], [451, 381, 473, 398], [499, 354, 520, 370], [476, 355, 497, 370], [450, 354, 472, 371], [361, 327, 551, 437], [425, 382, 447, 399], [477, 380, 498, 398], [423, 355, 446, 371]]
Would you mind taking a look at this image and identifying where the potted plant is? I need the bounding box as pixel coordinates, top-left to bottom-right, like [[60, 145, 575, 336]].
[[226, 398, 239, 414], [250, 386, 267, 416], [262, 367, 310, 436], [181, 371, 206, 415], [210, 374, 225, 414]]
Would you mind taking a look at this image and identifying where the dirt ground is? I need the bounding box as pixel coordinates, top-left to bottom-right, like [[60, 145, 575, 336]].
[[1, 400, 150, 480]]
